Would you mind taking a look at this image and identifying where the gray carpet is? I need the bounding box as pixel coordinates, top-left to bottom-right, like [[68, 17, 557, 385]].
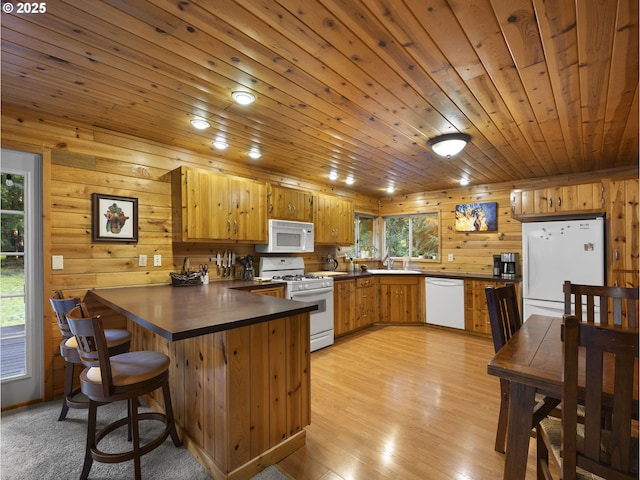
[[1, 399, 291, 480]]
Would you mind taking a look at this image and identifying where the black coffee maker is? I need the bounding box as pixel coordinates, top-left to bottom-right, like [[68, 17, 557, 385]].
[[500, 252, 518, 279], [493, 255, 502, 277]]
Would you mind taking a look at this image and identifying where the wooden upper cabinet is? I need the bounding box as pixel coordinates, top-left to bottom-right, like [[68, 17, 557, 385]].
[[313, 193, 354, 245], [266, 185, 313, 222], [604, 177, 639, 289], [171, 167, 266, 243], [511, 182, 603, 217]]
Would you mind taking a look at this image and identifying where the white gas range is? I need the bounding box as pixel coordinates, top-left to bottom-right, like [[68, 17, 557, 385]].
[[259, 257, 334, 352]]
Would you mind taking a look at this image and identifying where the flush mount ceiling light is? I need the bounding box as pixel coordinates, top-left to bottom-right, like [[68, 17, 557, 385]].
[[427, 133, 471, 158], [345, 175, 355, 185], [231, 91, 256, 105], [190, 118, 211, 130], [459, 177, 470, 186], [328, 170, 338, 181], [248, 148, 261, 159], [386, 184, 395, 194], [212, 137, 228, 150]]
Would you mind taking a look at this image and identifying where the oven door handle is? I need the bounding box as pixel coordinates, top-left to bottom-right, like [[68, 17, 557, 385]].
[[290, 286, 334, 297]]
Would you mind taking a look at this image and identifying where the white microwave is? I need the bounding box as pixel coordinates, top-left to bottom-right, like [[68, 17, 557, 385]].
[[255, 220, 314, 253]]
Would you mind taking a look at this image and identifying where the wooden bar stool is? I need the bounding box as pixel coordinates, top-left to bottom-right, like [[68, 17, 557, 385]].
[[49, 291, 131, 421], [66, 303, 182, 480]]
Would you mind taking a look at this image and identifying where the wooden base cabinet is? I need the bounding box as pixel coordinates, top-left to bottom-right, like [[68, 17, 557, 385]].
[[334, 280, 356, 336], [129, 314, 310, 480], [355, 277, 377, 329], [464, 279, 521, 335], [378, 275, 424, 323]]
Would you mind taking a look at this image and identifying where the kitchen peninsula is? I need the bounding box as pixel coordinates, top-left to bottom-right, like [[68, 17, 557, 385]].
[[85, 282, 318, 480]]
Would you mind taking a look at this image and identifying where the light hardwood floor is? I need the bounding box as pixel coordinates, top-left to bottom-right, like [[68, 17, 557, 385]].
[[277, 325, 542, 479]]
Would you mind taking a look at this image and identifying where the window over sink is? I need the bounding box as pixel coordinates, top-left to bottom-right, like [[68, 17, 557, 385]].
[[383, 212, 440, 261]]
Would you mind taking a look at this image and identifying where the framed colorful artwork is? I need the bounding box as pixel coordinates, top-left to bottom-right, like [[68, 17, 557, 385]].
[[454, 202, 497, 232], [92, 193, 138, 242]]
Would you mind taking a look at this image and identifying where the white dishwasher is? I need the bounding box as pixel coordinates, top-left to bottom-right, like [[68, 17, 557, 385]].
[[425, 277, 465, 329]]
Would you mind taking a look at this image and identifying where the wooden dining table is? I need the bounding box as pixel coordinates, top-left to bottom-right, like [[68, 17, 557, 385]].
[[487, 314, 638, 480]]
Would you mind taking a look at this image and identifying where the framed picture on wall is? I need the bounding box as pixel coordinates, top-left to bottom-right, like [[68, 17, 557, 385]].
[[454, 202, 497, 232], [92, 193, 138, 242]]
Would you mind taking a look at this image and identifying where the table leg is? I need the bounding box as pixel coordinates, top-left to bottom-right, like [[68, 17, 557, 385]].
[[503, 381, 536, 480]]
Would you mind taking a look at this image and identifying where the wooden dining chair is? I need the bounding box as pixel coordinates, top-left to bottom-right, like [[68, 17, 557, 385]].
[[485, 285, 560, 453], [49, 291, 131, 421], [563, 280, 639, 327], [536, 315, 639, 480], [65, 303, 182, 480]]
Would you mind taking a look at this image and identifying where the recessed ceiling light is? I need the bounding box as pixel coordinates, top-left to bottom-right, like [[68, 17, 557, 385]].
[[231, 91, 256, 105], [459, 178, 469, 186], [386, 185, 395, 194], [248, 148, 261, 159], [212, 137, 228, 150], [345, 175, 355, 185], [190, 118, 210, 130], [329, 170, 338, 181]]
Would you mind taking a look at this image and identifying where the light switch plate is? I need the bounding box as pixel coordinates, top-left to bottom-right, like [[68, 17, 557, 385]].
[[447, 253, 454, 262], [52, 255, 64, 270], [138, 254, 147, 267], [153, 254, 162, 267]]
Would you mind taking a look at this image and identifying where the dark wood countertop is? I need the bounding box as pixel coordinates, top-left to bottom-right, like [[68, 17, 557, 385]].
[[85, 281, 317, 341], [331, 271, 522, 282]]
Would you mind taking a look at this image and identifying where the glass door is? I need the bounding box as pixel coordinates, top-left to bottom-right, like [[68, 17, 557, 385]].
[[1, 149, 43, 407]]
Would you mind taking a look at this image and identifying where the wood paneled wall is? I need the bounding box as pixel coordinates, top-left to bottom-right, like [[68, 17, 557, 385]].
[[1, 105, 636, 405], [1, 106, 375, 403], [379, 185, 518, 275]]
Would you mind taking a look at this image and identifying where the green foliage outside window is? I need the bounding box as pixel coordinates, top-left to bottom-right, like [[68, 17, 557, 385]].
[[1, 173, 25, 254], [384, 213, 439, 259]]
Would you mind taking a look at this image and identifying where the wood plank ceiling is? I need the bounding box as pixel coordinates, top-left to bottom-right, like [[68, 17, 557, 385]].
[[1, 0, 638, 197]]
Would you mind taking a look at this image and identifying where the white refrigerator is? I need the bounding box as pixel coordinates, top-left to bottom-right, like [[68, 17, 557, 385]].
[[522, 217, 605, 320]]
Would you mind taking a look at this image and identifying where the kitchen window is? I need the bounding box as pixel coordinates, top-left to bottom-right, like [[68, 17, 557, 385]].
[[383, 212, 440, 260], [349, 214, 377, 258]]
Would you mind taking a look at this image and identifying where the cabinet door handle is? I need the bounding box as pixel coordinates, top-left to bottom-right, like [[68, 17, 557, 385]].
[[234, 220, 238, 234], [549, 197, 553, 208], [557, 197, 562, 208], [227, 219, 231, 232], [614, 249, 619, 260]]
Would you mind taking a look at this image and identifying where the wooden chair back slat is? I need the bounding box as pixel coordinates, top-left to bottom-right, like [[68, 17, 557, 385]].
[[485, 284, 522, 353], [563, 281, 639, 327], [561, 315, 638, 480], [66, 303, 114, 398], [49, 292, 81, 339]]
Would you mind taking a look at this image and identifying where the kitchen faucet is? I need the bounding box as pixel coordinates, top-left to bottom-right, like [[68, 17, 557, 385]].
[[382, 247, 393, 270]]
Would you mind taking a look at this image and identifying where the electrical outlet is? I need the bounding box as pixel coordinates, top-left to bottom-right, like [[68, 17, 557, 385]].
[[153, 254, 162, 267], [447, 253, 454, 262], [52, 255, 64, 270], [138, 254, 147, 267]]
